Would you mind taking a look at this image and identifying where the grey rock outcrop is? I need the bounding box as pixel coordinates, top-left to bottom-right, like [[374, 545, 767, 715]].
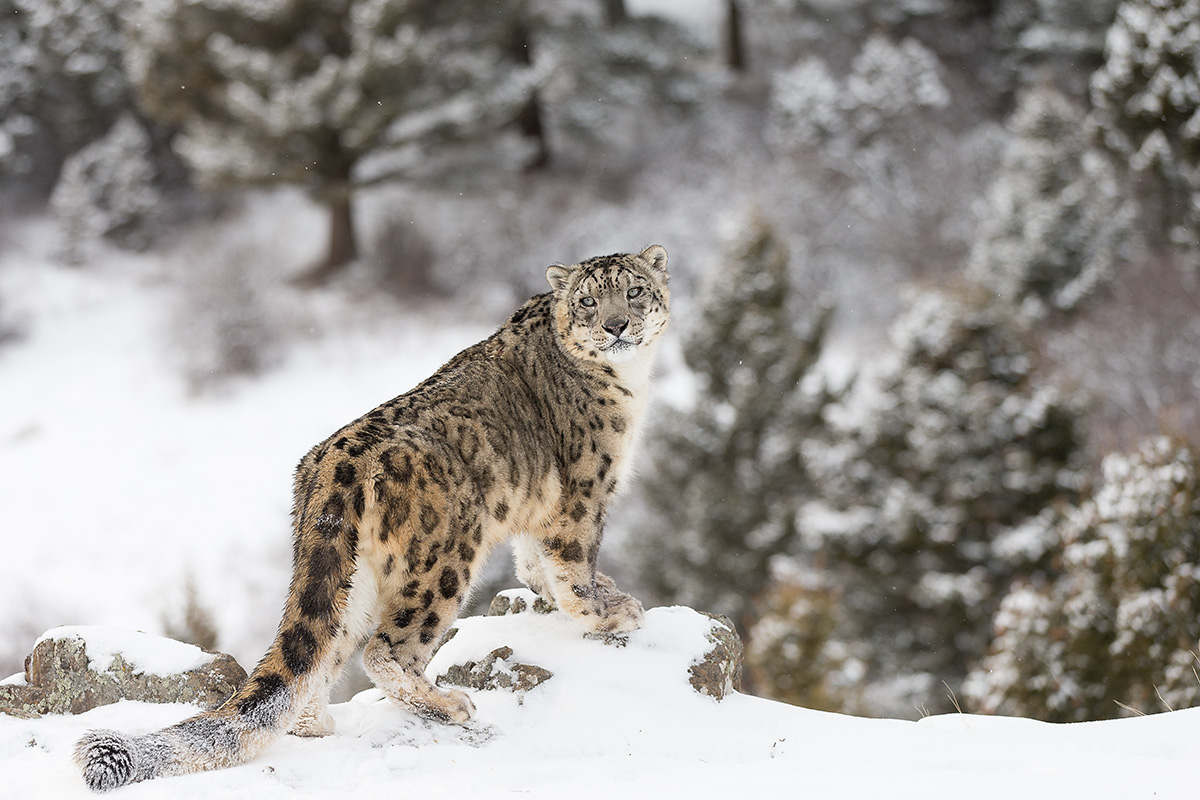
[[689, 613, 743, 700], [487, 591, 557, 617], [0, 628, 246, 719], [439, 592, 745, 702], [436, 646, 554, 693]]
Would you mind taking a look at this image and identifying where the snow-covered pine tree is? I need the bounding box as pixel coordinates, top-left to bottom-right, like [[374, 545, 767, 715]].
[[967, 82, 1132, 317], [803, 287, 1086, 715], [965, 437, 1200, 721], [1091, 0, 1200, 241], [769, 33, 949, 161], [767, 32, 983, 281], [745, 558, 861, 712], [50, 114, 163, 260], [992, 0, 1121, 97], [123, 0, 534, 282], [0, 0, 137, 198], [744, 0, 1005, 95], [517, 0, 714, 170], [633, 216, 835, 629]]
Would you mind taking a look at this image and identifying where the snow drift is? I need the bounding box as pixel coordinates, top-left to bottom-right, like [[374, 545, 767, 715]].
[[1, 594, 1198, 798]]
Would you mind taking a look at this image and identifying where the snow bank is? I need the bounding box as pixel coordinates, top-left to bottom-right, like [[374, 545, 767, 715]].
[[3, 600, 1200, 799]]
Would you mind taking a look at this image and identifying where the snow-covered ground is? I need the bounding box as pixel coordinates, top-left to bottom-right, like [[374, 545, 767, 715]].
[[3, 600, 1199, 799]]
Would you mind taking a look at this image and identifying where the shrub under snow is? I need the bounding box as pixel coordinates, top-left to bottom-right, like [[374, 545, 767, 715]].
[[966, 437, 1200, 721]]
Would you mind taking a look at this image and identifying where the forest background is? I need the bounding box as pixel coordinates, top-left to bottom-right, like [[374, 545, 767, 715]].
[[2, 0, 1199, 723]]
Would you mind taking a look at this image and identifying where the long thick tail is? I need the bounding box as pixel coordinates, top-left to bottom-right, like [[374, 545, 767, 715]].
[[77, 550, 357, 788], [74, 639, 321, 792], [75, 622, 352, 793], [75, 452, 363, 791], [75, 729, 165, 792]]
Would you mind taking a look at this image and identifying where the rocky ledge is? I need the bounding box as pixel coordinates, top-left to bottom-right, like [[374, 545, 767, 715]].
[[1, 593, 743, 719], [0, 626, 246, 719], [435, 589, 743, 702]]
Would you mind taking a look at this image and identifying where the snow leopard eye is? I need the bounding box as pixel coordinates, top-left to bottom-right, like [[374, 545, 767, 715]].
[[580, 296, 597, 308], [626, 287, 643, 299]]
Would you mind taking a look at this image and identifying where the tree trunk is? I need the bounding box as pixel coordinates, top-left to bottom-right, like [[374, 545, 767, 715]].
[[295, 190, 358, 287], [517, 93, 551, 171], [726, 0, 746, 73], [510, 23, 550, 170], [603, 0, 627, 26], [327, 191, 357, 269]]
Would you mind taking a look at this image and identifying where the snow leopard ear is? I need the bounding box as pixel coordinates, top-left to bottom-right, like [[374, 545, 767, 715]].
[[546, 263, 574, 294], [639, 245, 668, 279]]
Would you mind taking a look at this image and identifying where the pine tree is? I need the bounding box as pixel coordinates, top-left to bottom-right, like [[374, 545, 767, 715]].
[[1091, 0, 1200, 240], [123, 0, 533, 281], [803, 287, 1086, 714], [965, 437, 1200, 721], [766, 32, 976, 280], [633, 217, 835, 629], [519, 0, 713, 169], [50, 114, 164, 260], [769, 33, 949, 160], [745, 560, 861, 712], [992, 0, 1121, 96], [967, 82, 1132, 317], [0, 0, 136, 197]]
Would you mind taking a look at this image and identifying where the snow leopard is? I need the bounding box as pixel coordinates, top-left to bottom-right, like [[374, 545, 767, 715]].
[[75, 245, 670, 791]]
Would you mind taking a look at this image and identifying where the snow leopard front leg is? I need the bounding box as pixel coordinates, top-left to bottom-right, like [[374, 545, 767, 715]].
[[512, 523, 644, 634]]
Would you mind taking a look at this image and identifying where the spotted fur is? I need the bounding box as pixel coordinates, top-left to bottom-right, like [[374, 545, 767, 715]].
[[75, 245, 670, 791]]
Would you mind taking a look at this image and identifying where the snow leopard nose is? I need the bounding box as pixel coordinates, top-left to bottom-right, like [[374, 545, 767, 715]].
[[602, 316, 629, 337]]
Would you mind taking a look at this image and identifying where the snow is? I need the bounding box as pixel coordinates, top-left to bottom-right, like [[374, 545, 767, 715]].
[[33, 627, 212, 677], [3, 602, 1200, 798], [628, 0, 724, 45]]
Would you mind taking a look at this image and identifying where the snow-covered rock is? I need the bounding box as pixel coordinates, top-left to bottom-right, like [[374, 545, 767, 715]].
[[0, 598, 740, 723], [0, 627, 245, 719], [436, 645, 555, 694], [460, 589, 742, 700]]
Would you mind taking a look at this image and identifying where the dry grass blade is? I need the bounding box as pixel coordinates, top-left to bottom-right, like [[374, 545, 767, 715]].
[[943, 680, 964, 714], [1114, 700, 1146, 717]]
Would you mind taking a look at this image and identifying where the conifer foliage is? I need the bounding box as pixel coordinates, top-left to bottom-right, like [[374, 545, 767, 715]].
[[992, 0, 1121, 96], [966, 438, 1200, 721], [123, 0, 533, 280], [0, 0, 133, 196], [518, 0, 712, 168], [1091, 0, 1200, 238], [745, 561, 859, 712], [769, 33, 949, 164], [635, 218, 834, 629], [49, 115, 164, 259], [802, 288, 1086, 713], [968, 82, 1131, 317]]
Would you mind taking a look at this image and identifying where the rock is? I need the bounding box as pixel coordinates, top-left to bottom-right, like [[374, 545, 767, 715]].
[[0, 627, 247, 719], [436, 646, 553, 693], [443, 592, 745, 703], [688, 614, 743, 701], [0, 684, 41, 720], [487, 590, 556, 617]]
